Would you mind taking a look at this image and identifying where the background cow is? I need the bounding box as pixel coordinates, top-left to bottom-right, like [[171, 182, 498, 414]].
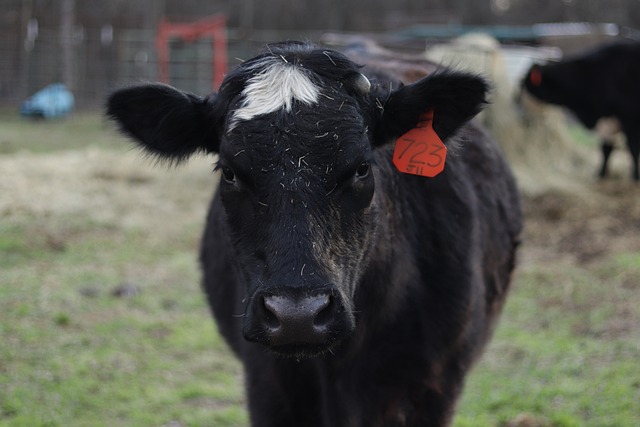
[[107, 41, 522, 427], [522, 41, 640, 181]]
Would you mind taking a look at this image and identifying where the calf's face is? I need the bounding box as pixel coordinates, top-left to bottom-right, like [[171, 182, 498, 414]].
[[219, 87, 377, 356], [106, 44, 488, 358]]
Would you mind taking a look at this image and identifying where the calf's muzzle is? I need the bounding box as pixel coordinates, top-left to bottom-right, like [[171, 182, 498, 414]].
[[243, 287, 352, 355]]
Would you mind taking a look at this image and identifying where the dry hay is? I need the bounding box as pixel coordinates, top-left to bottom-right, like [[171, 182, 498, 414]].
[[0, 148, 216, 235]]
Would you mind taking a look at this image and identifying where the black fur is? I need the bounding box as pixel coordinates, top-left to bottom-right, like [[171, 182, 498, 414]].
[[106, 83, 219, 162], [107, 41, 522, 427], [522, 41, 640, 181]]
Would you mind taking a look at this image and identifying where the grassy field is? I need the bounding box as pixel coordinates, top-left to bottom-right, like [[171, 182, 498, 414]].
[[1, 112, 639, 426]]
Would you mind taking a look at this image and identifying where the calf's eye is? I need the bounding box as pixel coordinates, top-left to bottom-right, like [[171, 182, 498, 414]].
[[355, 162, 370, 179], [221, 167, 236, 184]]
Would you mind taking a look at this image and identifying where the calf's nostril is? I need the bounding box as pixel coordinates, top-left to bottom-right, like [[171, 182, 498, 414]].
[[313, 295, 335, 327], [261, 296, 281, 329]]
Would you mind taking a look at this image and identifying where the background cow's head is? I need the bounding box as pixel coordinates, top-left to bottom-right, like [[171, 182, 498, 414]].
[[522, 61, 599, 129], [107, 41, 487, 358], [522, 63, 562, 104]]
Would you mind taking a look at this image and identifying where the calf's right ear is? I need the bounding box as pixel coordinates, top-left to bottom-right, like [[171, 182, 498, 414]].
[[106, 83, 221, 161]]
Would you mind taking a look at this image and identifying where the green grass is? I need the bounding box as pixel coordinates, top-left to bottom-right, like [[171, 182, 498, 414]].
[[1, 113, 639, 426], [565, 123, 600, 148], [0, 110, 122, 154], [454, 254, 640, 427], [0, 214, 247, 427]]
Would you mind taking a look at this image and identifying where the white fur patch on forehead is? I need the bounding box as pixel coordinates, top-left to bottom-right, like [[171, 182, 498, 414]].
[[229, 59, 320, 130]]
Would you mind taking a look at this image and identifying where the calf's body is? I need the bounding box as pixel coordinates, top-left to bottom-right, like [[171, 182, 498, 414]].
[[108, 41, 522, 427]]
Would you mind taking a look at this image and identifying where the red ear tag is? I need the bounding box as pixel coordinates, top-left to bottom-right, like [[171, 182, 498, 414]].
[[393, 110, 446, 178]]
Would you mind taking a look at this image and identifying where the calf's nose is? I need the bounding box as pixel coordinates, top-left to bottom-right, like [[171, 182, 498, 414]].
[[262, 293, 335, 346], [245, 291, 341, 348]]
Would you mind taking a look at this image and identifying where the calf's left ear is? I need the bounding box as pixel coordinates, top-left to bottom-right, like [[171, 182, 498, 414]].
[[375, 71, 488, 145], [106, 83, 221, 161]]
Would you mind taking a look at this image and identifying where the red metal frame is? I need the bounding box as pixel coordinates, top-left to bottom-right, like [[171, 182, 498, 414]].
[[156, 14, 227, 90]]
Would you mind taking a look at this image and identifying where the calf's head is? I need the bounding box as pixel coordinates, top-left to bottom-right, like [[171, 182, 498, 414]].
[[107, 42, 487, 358]]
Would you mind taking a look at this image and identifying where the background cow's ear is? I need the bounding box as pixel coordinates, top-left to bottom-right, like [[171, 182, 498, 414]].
[[373, 71, 488, 146], [107, 84, 221, 161]]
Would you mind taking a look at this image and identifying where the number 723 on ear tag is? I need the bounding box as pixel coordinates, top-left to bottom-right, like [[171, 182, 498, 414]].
[[392, 110, 446, 178]]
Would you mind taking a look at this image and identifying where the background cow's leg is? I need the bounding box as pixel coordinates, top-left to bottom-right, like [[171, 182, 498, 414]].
[[620, 122, 640, 181], [599, 138, 615, 179]]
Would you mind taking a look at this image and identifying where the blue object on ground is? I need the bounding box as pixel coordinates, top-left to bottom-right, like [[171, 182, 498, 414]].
[[21, 83, 75, 118]]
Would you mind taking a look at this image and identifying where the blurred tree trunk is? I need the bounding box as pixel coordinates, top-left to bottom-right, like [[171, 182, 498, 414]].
[[19, 0, 34, 98], [60, 0, 75, 90]]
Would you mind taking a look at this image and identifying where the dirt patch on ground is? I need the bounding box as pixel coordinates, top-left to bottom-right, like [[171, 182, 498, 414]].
[[521, 179, 640, 267]]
